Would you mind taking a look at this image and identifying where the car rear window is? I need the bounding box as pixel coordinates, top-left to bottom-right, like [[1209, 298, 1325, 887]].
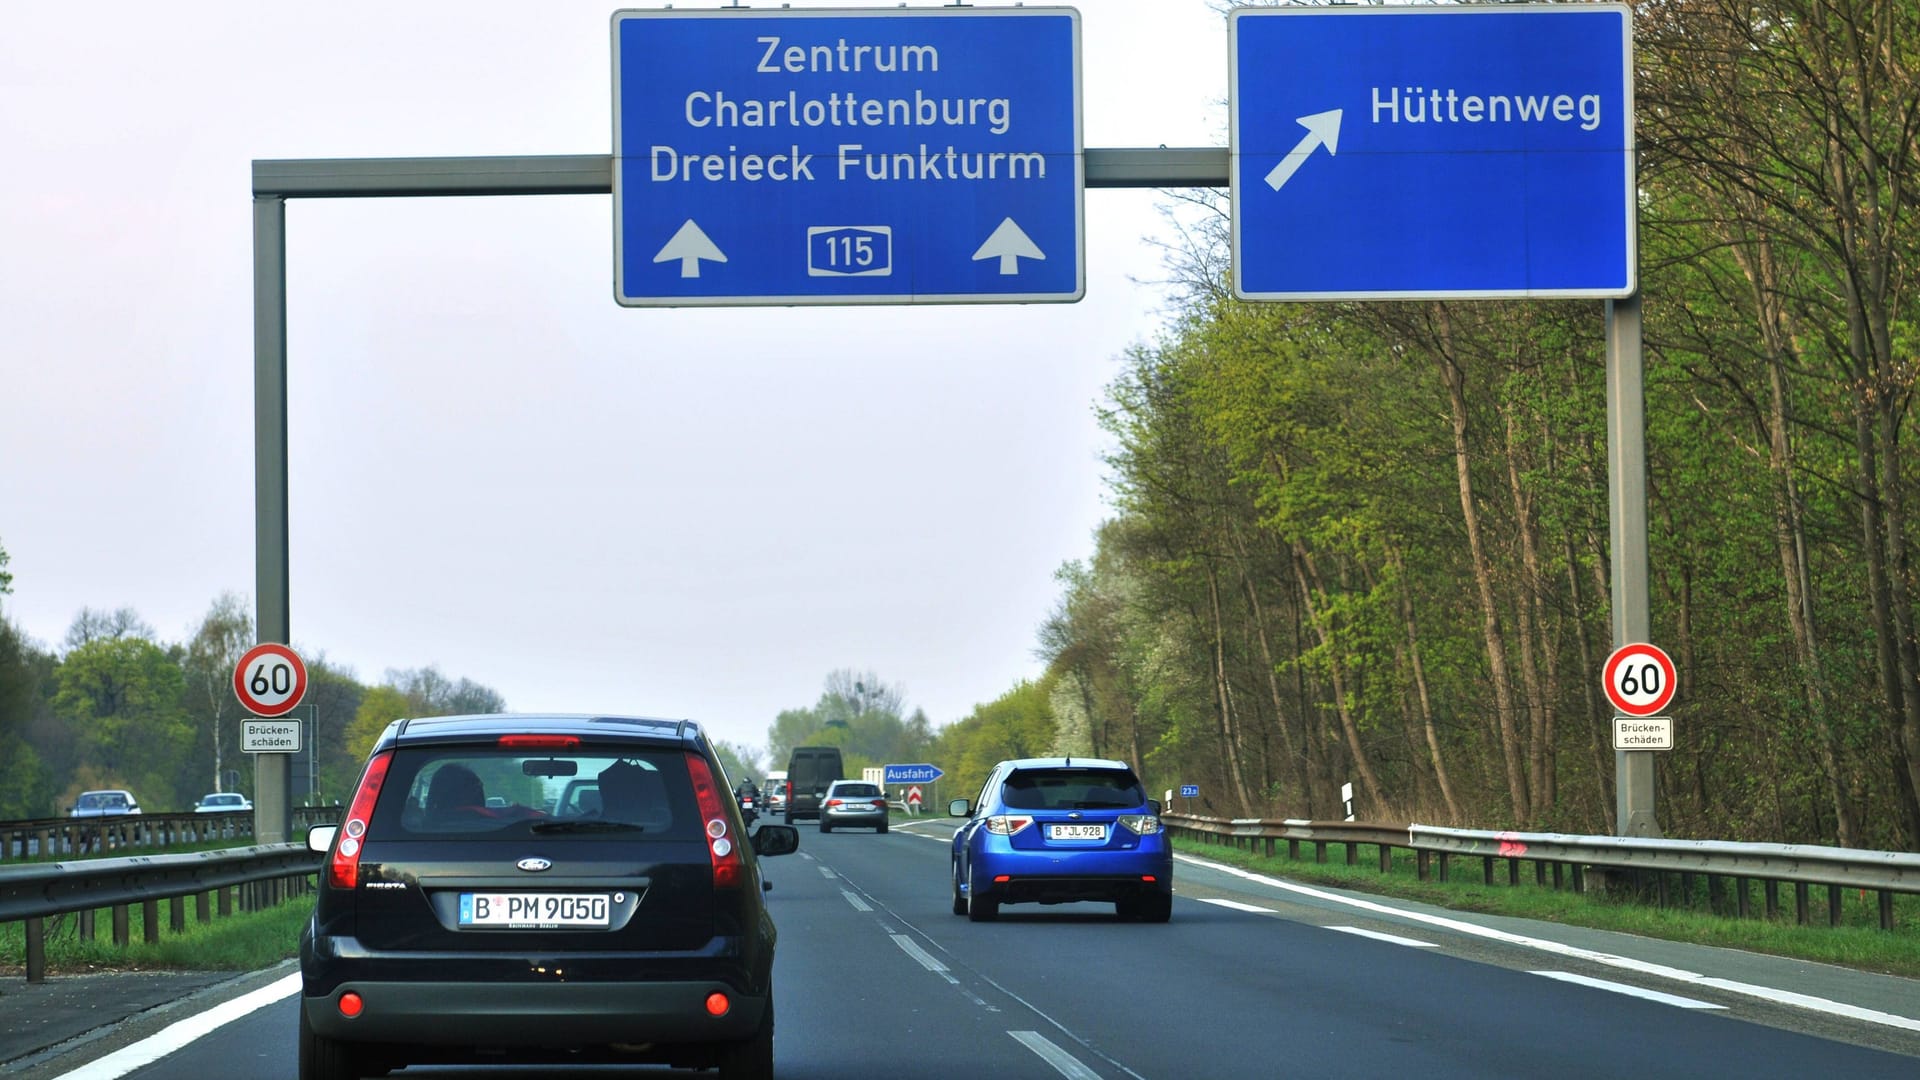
[[79, 792, 128, 810], [366, 746, 700, 842], [1001, 769, 1146, 811], [835, 783, 881, 798]]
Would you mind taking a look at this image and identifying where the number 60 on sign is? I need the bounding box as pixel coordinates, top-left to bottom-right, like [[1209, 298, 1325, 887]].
[[1603, 642, 1676, 718]]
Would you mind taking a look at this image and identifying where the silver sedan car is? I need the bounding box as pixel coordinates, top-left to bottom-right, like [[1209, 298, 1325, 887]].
[[819, 781, 889, 833]]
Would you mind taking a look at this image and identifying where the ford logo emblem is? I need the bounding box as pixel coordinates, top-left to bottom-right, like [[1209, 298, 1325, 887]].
[[516, 857, 552, 872]]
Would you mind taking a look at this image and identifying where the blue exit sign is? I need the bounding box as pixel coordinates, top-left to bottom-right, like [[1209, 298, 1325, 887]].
[[1231, 4, 1636, 300]]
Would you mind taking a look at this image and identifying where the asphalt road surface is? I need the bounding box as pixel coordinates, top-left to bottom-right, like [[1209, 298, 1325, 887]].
[[22, 816, 1920, 1079]]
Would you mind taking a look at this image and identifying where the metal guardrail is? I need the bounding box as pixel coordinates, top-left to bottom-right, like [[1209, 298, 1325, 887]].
[[0, 806, 344, 861], [1162, 814, 1920, 931], [1, 843, 322, 983]]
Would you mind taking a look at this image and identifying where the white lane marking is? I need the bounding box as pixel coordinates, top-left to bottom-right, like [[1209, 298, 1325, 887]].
[[1176, 852, 1920, 1033], [1533, 970, 1726, 1010], [1009, 1030, 1104, 1080], [1329, 925, 1437, 948], [818, 866, 836, 879], [891, 933, 950, 974], [842, 889, 872, 912], [53, 972, 300, 1080], [1196, 897, 1273, 914]]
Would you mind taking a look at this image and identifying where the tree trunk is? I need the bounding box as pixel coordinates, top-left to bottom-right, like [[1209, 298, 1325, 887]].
[[1435, 324, 1529, 819], [1291, 543, 1385, 811]]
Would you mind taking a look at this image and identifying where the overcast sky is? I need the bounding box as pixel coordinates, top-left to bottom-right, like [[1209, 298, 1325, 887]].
[[0, 0, 1231, 756]]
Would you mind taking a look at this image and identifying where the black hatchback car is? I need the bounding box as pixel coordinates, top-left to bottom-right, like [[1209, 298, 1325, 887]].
[[299, 713, 799, 1080]]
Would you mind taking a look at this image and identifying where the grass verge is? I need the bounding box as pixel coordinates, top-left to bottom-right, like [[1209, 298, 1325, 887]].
[[0, 895, 312, 977], [1174, 835, 1920, 979]]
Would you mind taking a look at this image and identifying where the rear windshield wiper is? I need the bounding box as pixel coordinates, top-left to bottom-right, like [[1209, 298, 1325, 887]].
[[529, 820, 646, 834]]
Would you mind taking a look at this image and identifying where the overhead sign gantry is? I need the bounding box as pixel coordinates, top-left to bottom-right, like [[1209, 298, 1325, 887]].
[[612, 6, 1084, 306]]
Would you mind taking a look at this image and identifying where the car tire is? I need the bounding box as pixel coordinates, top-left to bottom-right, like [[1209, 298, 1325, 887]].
[[716, 998, 773, 1080], [967, 886, 999, 922], [819, 821, 831, 833], [877, 822, 888, 834], [1134, 893, 1173, 923], [951, 863, 968, 915], [783, 810, 793, 825], [297, 1002, 360, 1080]]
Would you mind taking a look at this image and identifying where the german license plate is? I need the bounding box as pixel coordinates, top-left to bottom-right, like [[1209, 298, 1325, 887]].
[[458, 892, 610, 928], [1048, 824, 1107, 841]]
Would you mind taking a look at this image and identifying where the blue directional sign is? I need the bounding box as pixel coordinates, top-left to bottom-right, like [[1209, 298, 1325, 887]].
[[1230, 4, 1635, 301], [1179, 784, 1199, 799], [883, 763, 945, 785], [613, 8, 1082, 306]]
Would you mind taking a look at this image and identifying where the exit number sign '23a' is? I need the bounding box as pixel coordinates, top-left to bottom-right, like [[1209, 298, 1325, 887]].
[[613, 7, 1083, 306]]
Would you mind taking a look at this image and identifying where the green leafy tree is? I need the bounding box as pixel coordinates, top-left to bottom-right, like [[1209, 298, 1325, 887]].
[[181, 593, 252, 795], [0, 615, 49, 817], [52, 634, 193, 810], [345, 685, 410, 764]]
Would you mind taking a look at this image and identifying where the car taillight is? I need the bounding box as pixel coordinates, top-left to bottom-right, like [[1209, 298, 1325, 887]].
[[685, 753, 744, 889], [984, 815, 1034, 836], [1117, 814, 1162, 835], [331, 750, 392, 890], [825, 798, 843, 808], [869, 799, 888, 809]]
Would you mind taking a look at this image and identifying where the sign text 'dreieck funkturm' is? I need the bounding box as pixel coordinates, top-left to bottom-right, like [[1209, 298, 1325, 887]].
[[614, 8, 1082, 306]]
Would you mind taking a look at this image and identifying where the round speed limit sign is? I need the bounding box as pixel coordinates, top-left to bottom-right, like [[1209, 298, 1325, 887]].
[[233, 642, 309, 717], [1603, 642, 1676, 717]]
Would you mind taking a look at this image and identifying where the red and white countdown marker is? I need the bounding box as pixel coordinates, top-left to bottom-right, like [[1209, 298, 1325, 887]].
[[233, 642, 309, 717], [1602, 642, 1676, 718]]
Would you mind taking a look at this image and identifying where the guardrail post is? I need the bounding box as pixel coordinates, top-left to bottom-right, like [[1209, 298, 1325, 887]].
[[1655, 872, 1670, 909], [1828, 884, 1843, 926], [25, 916, 45, 983], [78, 908, 94, 941], [1736, 877, 1751, 919], [1345, 842, 1358, 866], [1378, 844, 1391, 874], [169, 895, 186, 933], [1482, 856, 1494, 886], [1439, 852, 1451, 882], [1795, 882, 1810, 925], [1880, 890, 1895, 930], [112, 904, 129, 946], [218, 885, 233, 917], [1264, 837, 1275, 858], [1417, 850, 1431, 881], [1508, 858, 1520, 886], [142, 899, 160, 943], [1288, 838, 1301, 861], [196, 890, 211, 923], [1765, 880, 1780, 919], [1314, 841, 1327, 864], [1535, 861, 1547, 886]]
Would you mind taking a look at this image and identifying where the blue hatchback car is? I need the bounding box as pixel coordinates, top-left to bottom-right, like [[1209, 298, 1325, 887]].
[[949, 758, 1172, 922]]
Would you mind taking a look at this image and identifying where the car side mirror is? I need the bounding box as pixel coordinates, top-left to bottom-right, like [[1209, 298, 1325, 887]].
[[1150, 799, 1163, 816], [307, 825, 338, 853], [948, 799, 970, 817], [751, 824, 801, 857]]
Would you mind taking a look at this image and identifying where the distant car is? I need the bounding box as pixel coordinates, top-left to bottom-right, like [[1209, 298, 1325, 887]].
[[299, 713, 800, 1080], [949, 757, 1171, 922], [69, 789, 141, 818], [819, 780, 888, 834], [762, 770, 788, 813], [194, 792, 253, 813]]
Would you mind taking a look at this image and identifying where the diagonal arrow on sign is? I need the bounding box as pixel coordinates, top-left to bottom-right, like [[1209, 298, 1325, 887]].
[[653, 219, 727, 278], [1262, 108, 1343, 192]]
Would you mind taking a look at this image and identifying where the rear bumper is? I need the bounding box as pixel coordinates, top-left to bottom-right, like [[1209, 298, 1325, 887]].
[[970, 839, 1172, 903], [303, 980, 765, 1046], [823, 808, 888, 826]]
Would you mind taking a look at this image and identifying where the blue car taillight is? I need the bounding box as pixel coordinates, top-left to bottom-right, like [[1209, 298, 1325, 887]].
[[1116, 813, 1162, 835], [983, 815, 1034, 836]]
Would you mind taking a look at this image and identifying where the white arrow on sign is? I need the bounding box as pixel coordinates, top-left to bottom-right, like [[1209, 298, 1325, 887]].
[[971, 218, 1045, 275], [653, 219, 727, 278], [1262, 108, 1344, 192]]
